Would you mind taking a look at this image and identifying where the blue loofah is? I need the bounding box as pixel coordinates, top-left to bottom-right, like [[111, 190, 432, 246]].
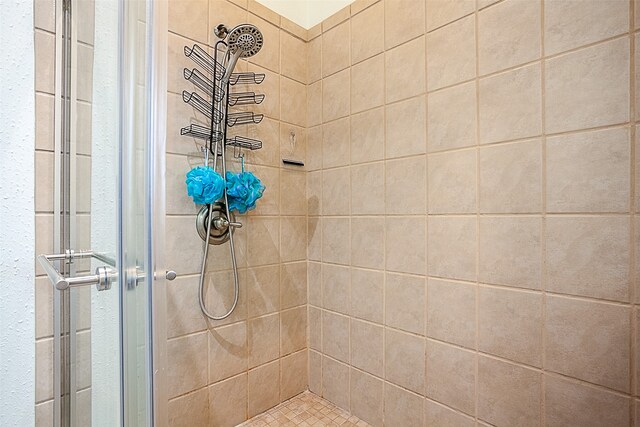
[[185, 166, 225, 205], [225, 171, 265, 214]]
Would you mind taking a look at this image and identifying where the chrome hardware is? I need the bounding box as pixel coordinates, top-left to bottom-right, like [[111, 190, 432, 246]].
[[195, 202, 239, 245], [166, 270, 177, 281], [38, 251, 117, 291]]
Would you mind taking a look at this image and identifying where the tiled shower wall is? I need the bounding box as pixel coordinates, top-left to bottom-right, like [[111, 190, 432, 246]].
[[308, 0, 640, 425], [164, 1, 309, 425], [33, 0, 94, 423]]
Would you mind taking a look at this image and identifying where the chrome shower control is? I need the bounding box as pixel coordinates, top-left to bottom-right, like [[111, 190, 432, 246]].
[[196, 202, 236, 245]]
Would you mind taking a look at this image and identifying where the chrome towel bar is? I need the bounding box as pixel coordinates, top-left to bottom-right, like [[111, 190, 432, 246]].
[[37, 250, 117, 291]]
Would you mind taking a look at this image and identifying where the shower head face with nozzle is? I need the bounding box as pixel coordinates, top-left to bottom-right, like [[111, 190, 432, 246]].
[[227, 24, 264, 58]]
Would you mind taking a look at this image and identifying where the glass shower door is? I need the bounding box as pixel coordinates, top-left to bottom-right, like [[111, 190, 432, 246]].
[[37, 0, 154, 425]]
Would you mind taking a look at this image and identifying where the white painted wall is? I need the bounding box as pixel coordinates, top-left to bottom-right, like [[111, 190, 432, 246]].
[[0, 0, 36, 426], [257, 0, 355, 29]]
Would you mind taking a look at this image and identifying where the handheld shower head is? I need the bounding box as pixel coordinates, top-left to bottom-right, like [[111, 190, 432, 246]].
[[221, 24, 264, 82], [227, 24, 263, 58]]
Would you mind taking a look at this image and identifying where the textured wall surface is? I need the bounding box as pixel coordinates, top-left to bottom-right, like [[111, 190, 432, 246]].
[[0, 0, 35, 425], [308, 0, 640, 426]]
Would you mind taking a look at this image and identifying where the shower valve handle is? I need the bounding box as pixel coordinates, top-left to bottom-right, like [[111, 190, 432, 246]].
[[213, 216, 243, 230]]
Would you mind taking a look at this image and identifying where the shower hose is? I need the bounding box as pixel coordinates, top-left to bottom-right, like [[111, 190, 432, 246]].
[[197, 137, 240, 320]]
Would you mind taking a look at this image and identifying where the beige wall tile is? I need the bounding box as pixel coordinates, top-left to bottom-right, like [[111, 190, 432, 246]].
[[280, 262, 306, 309], [428, 149, 476, 214], [165, 154, 195, 215], [427, 15, 475, 91], [307, 170, 322, 215], [280, 31, 306, 83], [546, 127, 630, 213], [35, 94, 54, 151], [35, 339, 53, 403], [209, 323, 248, 383], [322, 217, 351, 265], [34, 0, 55, 32], [427, 278, 476, 348], [478, 286, 542, 366], [323, 264, 351, 314], [322, 311, 350, 363], [386, 156, 427, 214], [307, 36, 322, 83], [545, 295, 629, 392], [280, 306, 307, 355], [322, 117, 351, 169], [35, 30, 55, 94], [323, 356, 350, 409], [351, 2, 384, 64], [249, 0, 280, 25], [280, 217, 306, 262], [309, 350, 322, 394], [280, 169, 305, 215], [350, 319, 383, 377], [385, 273, 425, 335], [478, 0, 541, 75], [209, 373, 248, 427], [384, 0, 425, 49], [351, 162, 385, 214], [479, 216, 542, 290], [479, 139, 542, 213], [426, 0, 474, 32], [544, 375, 630, 427], [35, 278, 53, 340], [425, 399, 475, 427], [351, 108, 385, 164], [247, 217, 280, 267], [323, 69, 351, 122], [248, 65, 280, 121], [248, 313, 280, 367], [169, 0, 208, 43], [351, 217, 385, 268], [168, 387, 209, 427], [428, 216, 477, 281], [246, 117, 280, 166], [386, 216, 426, 275], [386, 96, 427, 159], [167, 275, 207, 339], [479, 63, 542, 144], [308, 217, 322, 261], [386, 37, 426, 103], [309, 306, 322, 350], [545, 216, 629, 301], [477, 356, 541, 427], [281, 349, 308, 400], [545, 38, 629, 134], [350, 369, 383, 427], [280, 76, 307, 127], [308, 262, 322, 306], [351, 268, 384, 323], [248, 16, 280, 73], [426, 340, 476, 415], [167, 333, 209, 398], [322, 5, 350, 31], [35, 215, 53, 277], [427, 82, 477, 152], [248, 361, 280, 417], [352, 54, 385, 113], [384, 383, 424, 426], [322, 167, 350, 216], [308, 81, 322, 127], [246, 265, 280, 318], [323, 21, 351, 77], [385, 329, 425, 394], [544, 0, 628, 56], [204, 270, 247, 327], [35, 151, 54, 213]]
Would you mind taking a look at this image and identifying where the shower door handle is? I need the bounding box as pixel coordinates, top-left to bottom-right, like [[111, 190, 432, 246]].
[[38, 250, 117, 291]]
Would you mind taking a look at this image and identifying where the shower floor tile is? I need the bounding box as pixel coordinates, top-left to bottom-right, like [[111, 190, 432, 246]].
[[238, 391, 372, 427]]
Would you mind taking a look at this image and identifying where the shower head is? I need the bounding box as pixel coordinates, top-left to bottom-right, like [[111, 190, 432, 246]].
[[227, 24, 264, 58], [220, 23, 264, 83]]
